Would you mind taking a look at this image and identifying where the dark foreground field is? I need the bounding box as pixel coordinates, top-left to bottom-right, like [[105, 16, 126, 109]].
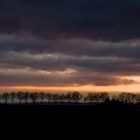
[[1, 101, 140, 132], [1, 101, 140, 112]]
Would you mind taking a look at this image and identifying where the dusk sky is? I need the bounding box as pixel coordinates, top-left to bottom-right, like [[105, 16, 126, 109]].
[[0, 0, 140, 92]]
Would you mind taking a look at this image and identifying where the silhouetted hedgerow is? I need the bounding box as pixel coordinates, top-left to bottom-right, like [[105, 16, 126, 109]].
[[0, 92, 140, 106]]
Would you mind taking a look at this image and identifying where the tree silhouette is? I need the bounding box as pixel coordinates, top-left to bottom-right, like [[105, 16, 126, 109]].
[[129, 94, 137, 104], [111, 95, 118, 101], [30, 92, 39, 104], [51, 94, 60, 104], [45, 93, 52, 104], [71, 92, 83, 104], [2, 92, 9, 104], [22, 92, 30, 104], [16, 92, 24, 104], [98, 92, 109, 103], [117, 92, 139, 104], [84, 92, 109, 104], [0, 94, 2, 103], [59, 94, 66, 103], [84, 93, 94, 104], [136, 94, 140, 103], [65, 93, 73, 103], [39, 92, 45, 104], [10, 92, 16, 104], [0, 91, 140, 106]]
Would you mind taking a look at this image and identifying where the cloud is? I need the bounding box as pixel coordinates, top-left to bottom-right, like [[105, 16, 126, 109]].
[[0, 0, 140, 40], [1, 34, 140, 59], [0, 35, 140, 77], [0, 1, 140, 87], [0, 68, 136, 86], [0, 51, 140, 74], [47, 39, 140, 59]]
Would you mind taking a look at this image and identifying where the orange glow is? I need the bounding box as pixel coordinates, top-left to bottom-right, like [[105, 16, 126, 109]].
[[0, 84, 140, 93], [0, 76, 140, 93]]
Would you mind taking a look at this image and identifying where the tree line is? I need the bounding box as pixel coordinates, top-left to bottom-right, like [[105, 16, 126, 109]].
[[0, 92, 140, 105]]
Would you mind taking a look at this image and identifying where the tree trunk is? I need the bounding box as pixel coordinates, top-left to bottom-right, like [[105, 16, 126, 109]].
[[41, 98, 43, 104], [48, 99, 51, 105], [19, 99, 22, 104], [12, 98, 14, 104], [5, 99, 7, 104]]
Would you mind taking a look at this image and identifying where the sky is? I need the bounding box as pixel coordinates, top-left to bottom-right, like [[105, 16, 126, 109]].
[[0, 0, 140, 92]]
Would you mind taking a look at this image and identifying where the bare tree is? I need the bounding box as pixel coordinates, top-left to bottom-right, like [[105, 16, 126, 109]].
[[10, 92, 16, 104], [51, 94, 60, 104], [71, 92, 83, 104], [22, 92, 30, 104], [45, 93, 52, 104], [30, 92, 39, 104], [2, 92, 9, 104], [16, 92, 24, 104], [39, 92, 45, 104]]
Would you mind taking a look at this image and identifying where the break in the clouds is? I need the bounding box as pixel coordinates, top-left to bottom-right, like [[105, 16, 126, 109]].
[[0, 0, 140, 87]]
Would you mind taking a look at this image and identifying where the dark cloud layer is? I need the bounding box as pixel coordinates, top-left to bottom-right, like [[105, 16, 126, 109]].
[[0, 0, 140, 40], [0, 50, 140, 74], [0, 35, 140, 59]]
